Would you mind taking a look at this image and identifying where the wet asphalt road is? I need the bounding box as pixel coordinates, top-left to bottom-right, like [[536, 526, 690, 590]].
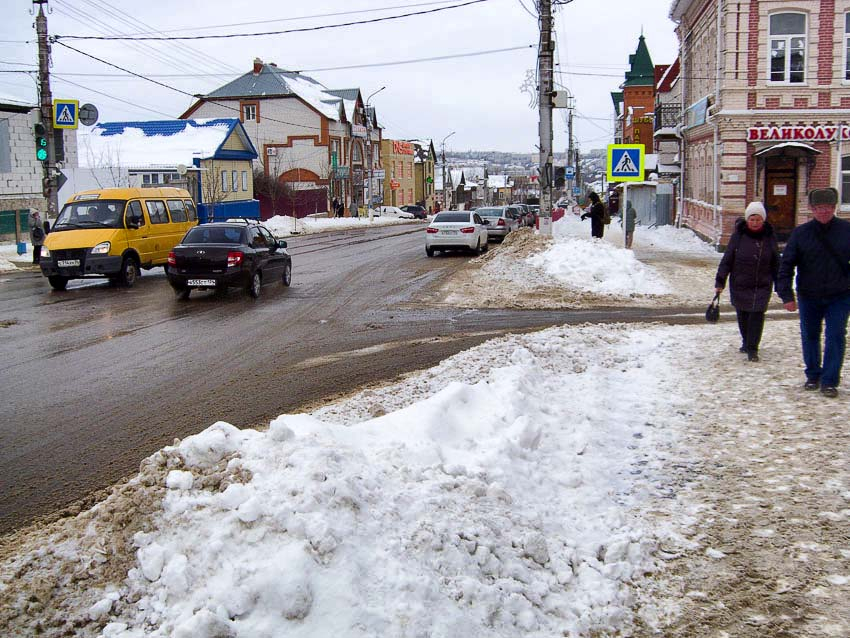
[[0, 224, 709, 534]]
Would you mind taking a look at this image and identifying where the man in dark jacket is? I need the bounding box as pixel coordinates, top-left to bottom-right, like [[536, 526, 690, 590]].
[[777, 187, 850, 398], [581, 192, 605, 239]]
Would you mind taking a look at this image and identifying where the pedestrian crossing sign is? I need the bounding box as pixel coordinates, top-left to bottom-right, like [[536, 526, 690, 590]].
[[53, 99, 79, 129], [607, 144, 644, 182]]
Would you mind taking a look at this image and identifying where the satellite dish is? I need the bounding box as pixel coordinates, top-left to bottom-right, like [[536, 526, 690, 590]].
[[176, 164, 188, 176]]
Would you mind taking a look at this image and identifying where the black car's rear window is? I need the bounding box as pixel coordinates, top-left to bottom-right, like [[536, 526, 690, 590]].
[[183, 226, 245, 244], [433, 213, 469, 223]]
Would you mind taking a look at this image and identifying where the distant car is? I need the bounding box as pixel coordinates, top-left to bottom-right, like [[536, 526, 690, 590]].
[[166, 220, 291, 300], [510, 203, 534, 227], [527, 204, 540, 225], [372, 206, 415, 219], [425, 211, 489, 256], [476, 206, 521, 241], [400, 205, 428, 219]]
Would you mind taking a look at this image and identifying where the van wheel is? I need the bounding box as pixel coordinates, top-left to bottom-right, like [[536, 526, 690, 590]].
[[48, 275, 68, 291], [119, 256, 139, 287], [282, 262, 292, 287], [248, 271, 262, 298]]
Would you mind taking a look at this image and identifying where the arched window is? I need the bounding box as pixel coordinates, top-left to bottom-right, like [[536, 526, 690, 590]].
[[769, 13, 806, 83], [352, 142, 363, 163]]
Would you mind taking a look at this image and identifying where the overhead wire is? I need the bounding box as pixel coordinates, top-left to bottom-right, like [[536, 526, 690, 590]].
[[53, 0, 493, 41]]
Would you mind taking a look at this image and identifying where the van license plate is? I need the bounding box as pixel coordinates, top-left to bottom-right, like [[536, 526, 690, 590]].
[[57, 259, 80, 267], [187, 279, 215, 286]]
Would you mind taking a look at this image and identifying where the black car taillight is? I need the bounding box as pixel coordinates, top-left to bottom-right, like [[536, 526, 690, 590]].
[[167, 251, 176, 266], [227, 251, 244, 267]]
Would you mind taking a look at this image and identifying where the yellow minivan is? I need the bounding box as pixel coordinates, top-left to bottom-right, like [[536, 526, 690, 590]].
[[40, 187, 198, 290]]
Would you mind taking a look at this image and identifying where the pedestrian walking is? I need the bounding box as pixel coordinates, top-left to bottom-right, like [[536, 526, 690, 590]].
[[29, 210, 45, 264], [714, 201, 780, 362], [777, 187, 850, 398], [622, 200, 637, 248], [580, 191, 605, 239], [332, 197, 339, 217]]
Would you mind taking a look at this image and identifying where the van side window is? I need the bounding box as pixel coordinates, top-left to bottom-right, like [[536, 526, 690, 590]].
[[183, 200, 197, 221], [126, 200, 145, 227], [146, 200, 169, 224], [167, 199, 187, 222]]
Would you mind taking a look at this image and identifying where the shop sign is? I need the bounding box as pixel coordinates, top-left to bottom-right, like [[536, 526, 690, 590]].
[[352, 125, 368, 138], [747, 125, 850, 142], [373, 169, 386, 179], [333, 166, 350, 178], [390, 179, 401, 190], [392, 140, 414, 155]]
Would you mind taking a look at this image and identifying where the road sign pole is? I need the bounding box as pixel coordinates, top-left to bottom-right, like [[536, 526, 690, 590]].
[[623, 183, 628, 249]]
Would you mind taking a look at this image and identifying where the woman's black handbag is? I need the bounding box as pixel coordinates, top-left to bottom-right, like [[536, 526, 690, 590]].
[[705, 292, 721, 323]]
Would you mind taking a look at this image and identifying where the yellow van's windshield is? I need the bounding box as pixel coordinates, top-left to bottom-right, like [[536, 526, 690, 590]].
[[54, 200, 127, 230]]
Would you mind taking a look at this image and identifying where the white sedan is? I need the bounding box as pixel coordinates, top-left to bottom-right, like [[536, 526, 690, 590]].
[[371, 205, 415, 219], [425, 211, 489, 256]]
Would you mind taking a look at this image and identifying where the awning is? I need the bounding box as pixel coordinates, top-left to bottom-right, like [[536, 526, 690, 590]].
[[754, 142, 822, 158]]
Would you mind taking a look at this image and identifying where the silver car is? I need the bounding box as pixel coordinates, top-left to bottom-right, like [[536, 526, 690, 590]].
[[476, 206, 521, 241], [425, 211, 489, 256]]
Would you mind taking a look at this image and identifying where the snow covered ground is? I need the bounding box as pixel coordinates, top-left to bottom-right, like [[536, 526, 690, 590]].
[[2, 216, 848, 637]]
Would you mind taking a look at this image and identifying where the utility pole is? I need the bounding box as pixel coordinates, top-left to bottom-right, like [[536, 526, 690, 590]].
[[567, 106, 574, 200], [35, 0, 58, 218], [537, 0, 554, 235], [441, 131, 454, 211], [365, 86, 386, 220]]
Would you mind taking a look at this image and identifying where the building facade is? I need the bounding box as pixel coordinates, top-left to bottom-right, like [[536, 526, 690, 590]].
[[411, 140, 437, 211], [671, 0, 850, 245], [381, 139, 416, 207]]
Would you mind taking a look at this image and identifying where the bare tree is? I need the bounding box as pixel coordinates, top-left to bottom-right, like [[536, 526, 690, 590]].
[[79, 136, 129, 188], [201, 159, 227, 221]]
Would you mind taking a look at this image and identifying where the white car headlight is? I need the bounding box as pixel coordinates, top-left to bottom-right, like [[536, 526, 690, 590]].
[[41, 246, 50, 258], [91, 241, 111, 255]]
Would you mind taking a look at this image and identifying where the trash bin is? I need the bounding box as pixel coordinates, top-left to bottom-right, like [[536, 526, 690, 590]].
[[16, 241, 26, 255]]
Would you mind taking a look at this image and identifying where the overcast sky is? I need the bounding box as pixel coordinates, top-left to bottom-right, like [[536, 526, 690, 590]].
[[1, 0, 679, 154]]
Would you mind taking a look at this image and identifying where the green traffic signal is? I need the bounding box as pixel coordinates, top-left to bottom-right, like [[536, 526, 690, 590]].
[[34, 122, 48, 162]]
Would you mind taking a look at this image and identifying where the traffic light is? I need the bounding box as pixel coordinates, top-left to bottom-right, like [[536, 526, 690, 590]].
[[34, 123, 48, 162]]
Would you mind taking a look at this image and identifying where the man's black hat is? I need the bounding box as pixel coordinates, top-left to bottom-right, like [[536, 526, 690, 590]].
[[808, 187, 838, 206]]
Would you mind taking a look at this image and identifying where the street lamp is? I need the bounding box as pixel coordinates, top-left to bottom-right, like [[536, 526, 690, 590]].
[[365, 86, 386, 218], [440, 131, 455, 211]]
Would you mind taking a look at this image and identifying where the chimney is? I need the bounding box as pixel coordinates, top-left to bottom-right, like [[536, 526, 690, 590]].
[[253, 57, 263, 75]]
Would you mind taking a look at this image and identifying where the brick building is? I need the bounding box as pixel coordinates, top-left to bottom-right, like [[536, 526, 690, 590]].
[[381, 139, 416, 207], [671, 0, 850, 246]]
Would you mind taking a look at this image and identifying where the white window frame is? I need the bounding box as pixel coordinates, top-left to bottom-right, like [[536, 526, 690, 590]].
[[242, 170, 248, 191], [242, 104, 256, 122], [768, 12, 807, 84], [232, 170, 238, 192], [221, 170, 228, 192], [845, 13, 850, 82]]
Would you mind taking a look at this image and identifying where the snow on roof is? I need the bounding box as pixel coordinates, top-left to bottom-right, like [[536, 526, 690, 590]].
[[78, 119, 247, 168], [487, 175, 510, 188]]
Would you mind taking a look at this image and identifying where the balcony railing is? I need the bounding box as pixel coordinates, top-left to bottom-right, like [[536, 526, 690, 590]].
[[655, 103, 682, 131]]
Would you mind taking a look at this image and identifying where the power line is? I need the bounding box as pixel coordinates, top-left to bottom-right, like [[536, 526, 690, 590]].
[[54, 0, 493, 41], [298, 45, 534, 73]]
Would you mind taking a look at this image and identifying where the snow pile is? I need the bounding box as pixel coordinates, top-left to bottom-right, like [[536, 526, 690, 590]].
[[526, 237, 669, 296], [96, 323, 689, 638], [263, 214, 417, 237]]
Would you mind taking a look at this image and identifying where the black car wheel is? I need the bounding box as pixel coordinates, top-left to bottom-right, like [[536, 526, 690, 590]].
[[282, 262, 292, 287], [48, 275, 68, 291], [173, 286, 190, 300], [119, 256, 139, 287], [248, 271, 262, 298], [426, 246, 435, 257]]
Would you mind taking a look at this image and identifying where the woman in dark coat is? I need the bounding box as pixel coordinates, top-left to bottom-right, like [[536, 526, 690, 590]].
[[714, 201, 780, 362], [581, 191, 605, 239]]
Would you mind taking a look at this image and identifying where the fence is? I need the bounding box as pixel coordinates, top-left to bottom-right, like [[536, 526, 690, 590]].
[[0, 209, 31, 241], [257, 188, 329, 220]]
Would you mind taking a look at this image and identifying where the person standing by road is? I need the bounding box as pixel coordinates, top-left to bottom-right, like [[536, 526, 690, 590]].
[[714, 201, 780, 362], [777, 188, 850, 398], [29, 210, 45, 264], [581, 192, 605, 239], [622, 200, 637, 249]]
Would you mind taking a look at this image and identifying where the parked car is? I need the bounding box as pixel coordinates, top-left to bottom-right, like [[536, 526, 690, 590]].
[[372, 206, 415, 219], [166, 220, 291, 299], [425, 211, 489, 256], [40, 187, 198, 290], [510, 203, 534, 227], [400, 204, 428, 219], [526, 204, 540, 225], [475, 206, 521, 241]]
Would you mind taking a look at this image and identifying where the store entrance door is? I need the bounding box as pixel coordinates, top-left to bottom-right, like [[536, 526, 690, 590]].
[[764, 158, 797, 240]]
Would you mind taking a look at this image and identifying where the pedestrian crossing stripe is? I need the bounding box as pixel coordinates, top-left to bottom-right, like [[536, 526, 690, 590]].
[[53, 99, 79, 129], [606, 144, 645, 183]]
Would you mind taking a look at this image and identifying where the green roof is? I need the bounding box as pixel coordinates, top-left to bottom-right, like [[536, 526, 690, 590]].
[[611, 92, 624, 116], [623, 35, 654, 87]]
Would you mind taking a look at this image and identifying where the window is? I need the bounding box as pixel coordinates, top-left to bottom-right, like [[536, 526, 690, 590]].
[[352, 142, 362, 163], [221, 170, 228, 192], [846, 13, 850, 80], [125, 200, 145, 227], [167, 199, 187, 222], [242, 170, 248, 191], [408, 188, 413, 204], [242, 104, 256, 122], [769, 13, 806, 83], [232, 170, 238, 192], [842, 156, 850, 206], [183, 200, 197, 221], [399, 190, 405, 205], [145, 200, 169, 224]]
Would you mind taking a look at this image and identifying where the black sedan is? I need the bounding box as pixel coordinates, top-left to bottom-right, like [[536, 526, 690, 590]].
[[167, 221, 291, 299], [400, 205, 428, 219]]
